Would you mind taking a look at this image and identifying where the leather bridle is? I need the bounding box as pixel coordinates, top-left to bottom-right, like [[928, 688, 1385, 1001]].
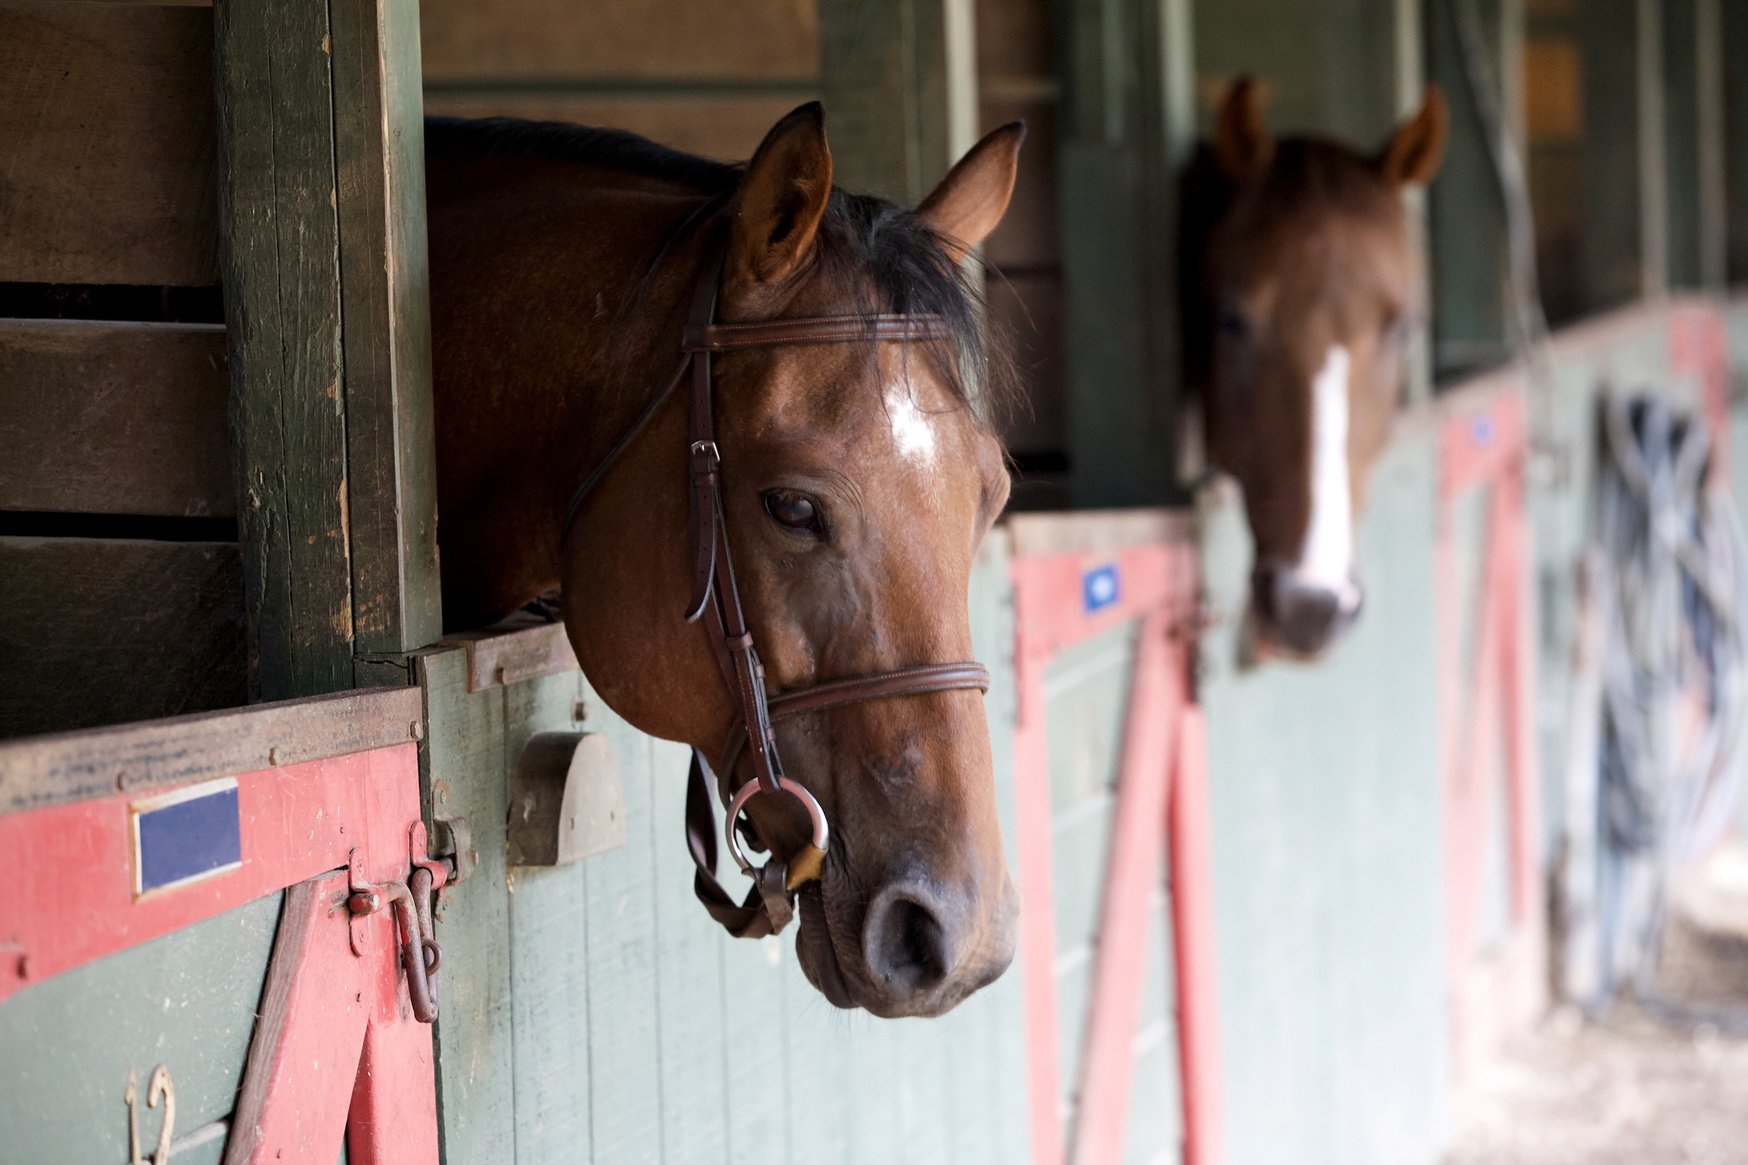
[[560, 231, 991, 939]]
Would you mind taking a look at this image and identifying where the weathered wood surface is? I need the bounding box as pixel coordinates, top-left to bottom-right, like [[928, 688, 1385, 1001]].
[[331, 0, 443, 660], [440, 619, 579, 692], [0, 537, 246, 741], [0, 320, 231, 518], [420, 0, 817, 83], [420, 93, 806, 162], [0, 684, 419, 814], [0, 2, 219, 285], [819, 0, 979, 204], [1057, 0, 1194, 506], [0, 894, 280, 1165], [214, 0, 353, 702], [418, 647, 516, 1165]]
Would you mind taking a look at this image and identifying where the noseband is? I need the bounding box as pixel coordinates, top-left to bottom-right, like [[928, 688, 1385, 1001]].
[[560, 234, 991, 939]]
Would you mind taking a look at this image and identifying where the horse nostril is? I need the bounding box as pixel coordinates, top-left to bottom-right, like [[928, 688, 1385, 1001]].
[[864, 885, 952, 994], [1275, 585, 1345, 652]]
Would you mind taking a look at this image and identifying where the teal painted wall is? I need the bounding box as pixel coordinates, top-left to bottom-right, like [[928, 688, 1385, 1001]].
[[1194, 434, 1452, 1165]]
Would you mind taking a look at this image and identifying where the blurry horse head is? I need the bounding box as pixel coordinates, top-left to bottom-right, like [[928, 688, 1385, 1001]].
[[427, 105, 1024, 1017], [1183, 76, 1446, 658]]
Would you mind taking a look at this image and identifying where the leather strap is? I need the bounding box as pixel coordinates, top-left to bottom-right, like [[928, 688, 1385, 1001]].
[[556, 226, 990, 940], [682, 314, 952, 352]]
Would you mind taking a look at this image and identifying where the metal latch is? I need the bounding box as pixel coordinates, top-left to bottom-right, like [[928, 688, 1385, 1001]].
[[345, 823, 449, 1023]]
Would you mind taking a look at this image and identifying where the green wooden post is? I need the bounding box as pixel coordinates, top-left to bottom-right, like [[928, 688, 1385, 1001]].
[[817, 0, 979, 204], [215, 0, 354, 702], [217, 0, 441, 700], [1727, 0, 1748, 284], [330, 0, 444, 669], [1637, 0, 1670, 299], [1057, 0, 1196, 507], [1577, 0, 1648, 312], [1425, 0, 1514, 382]]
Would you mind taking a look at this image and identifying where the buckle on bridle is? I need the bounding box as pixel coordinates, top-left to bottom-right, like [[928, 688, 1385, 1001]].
[[723, 773, 829, 887], [689, 439, 720, 466]]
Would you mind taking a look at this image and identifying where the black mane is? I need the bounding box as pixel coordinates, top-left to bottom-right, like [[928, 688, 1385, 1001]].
[[424, 115, 1013, 424]]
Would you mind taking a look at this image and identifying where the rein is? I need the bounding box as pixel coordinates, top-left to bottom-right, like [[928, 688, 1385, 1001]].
[[560, 235, 991, 939]]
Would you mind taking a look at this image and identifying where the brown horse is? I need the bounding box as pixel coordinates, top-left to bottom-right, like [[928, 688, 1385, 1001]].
[[423, 104, 1025, 1018], [1182, 77, 1447, 658]]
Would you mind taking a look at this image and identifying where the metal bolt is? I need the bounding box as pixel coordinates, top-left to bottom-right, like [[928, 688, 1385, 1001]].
[[571, 699, 588, 724], [410, 720, 424, 742], [14, 954, 28, 980], [348, 891, 382, 916]]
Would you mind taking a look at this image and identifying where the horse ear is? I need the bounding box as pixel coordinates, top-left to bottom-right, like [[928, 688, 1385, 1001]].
[[1377, 85, 1448, 186], [916, 122, 1027, 262], [1213, 76, 1273, 184], [729, 102, 833, 286]]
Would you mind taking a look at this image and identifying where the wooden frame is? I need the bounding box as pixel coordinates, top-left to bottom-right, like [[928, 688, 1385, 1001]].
[[0, 687, 440, 1161], [1435, 384, 1546, 1083], [1007, 512, 1223, 1165], [214, 0, 440, 701]]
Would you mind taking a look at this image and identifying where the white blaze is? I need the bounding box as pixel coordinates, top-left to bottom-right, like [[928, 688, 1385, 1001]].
[[1296, 344, 1354, 594], [885, 376, 938, 467]]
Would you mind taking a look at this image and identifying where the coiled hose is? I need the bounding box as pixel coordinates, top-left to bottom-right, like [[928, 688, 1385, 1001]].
[[1592, 394, 1748, 1026]]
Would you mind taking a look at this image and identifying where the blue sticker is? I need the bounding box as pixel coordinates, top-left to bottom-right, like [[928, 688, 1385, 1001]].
[[133, 778, 242, 895], [1083, 563, 1120, 613], [1471, 413, 1495, 448]]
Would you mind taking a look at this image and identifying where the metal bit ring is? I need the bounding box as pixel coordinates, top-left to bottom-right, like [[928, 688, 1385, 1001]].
[[723, 775, 829, 874]]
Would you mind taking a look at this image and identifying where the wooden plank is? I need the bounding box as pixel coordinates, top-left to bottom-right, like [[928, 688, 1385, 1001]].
[[0, 320, 231, 518], [419, 0, 819, 84], [214, 0, 354, 702], [503, 670, 594, 1163], [651, 736, 733, 1163], [0, 893, 280, 1165], [440, 620, 579, 692], [421, 93, 809, 164], [818, 0, 979, 204], [0, 536, 246, 741], [1057, 0, 1196, 507], [1006, 507, 1194, 558], [0, 683, 420, 814], [1727, 1, 1748, 284], [415, 648, 515, 1165], [577, 685, 664, 1162], [330, 0, 442, 662], [0, 2, 219, 286], [1574, 0, 1647, 311]]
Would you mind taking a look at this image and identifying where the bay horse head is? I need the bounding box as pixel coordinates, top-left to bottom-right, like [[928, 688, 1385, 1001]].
[[1184, 77, 1447, 658], [427, 105, 1025, 1017]]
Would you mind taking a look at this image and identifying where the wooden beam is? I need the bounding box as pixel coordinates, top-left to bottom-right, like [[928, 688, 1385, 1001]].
[[1637, 0, 1670, 298], [214, 0, 353, 702], [0, 3, 218, 286], [0, 537, 245, 741], [818, 0, 979, 205], [217, 0, 442, 696], [1692, 0, 1728, 290], [1577, 0, 1647, 310], [0, 320, 231, 518], [330, 0, 443, 660], [1058, 0, 1196, 506], [1726, 0, 1748, 284]]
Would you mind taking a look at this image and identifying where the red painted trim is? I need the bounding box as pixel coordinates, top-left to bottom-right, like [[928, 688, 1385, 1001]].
[[1170, 705, 1224, 1165], [1668, 304, 1731, 480], [1436, 388, 1547, 1083], [0, 744, 424, 1001], [1013, 641, 1066, 1165], [1069, 613, 1179, 1165], [222, 872, 441, 1165], [1011, 537, 1220, 1165], [1439, 386, 1527, 500]]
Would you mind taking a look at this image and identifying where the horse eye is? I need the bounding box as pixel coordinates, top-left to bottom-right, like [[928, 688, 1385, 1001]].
[[762, 490, 821, 533]]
